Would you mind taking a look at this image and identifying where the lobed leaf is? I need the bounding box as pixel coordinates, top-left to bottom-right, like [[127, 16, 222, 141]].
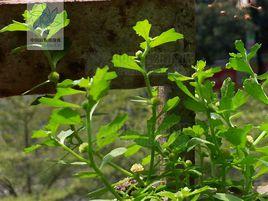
[[97, 114, 128, 148], [0, 20, 29, 32], [162, 96, 180, 113], [143, 28, 183, 49], [213, 193, 243, 201], [46, 10, 70, 39], [133, 19, 151, 41], [112, 54, 145, 73], [39, 97, 80, 108], [23, 3, 47, 27], [244, 78, 268, 105], [24, 144, 42, 153], [157, 114, 181, 133], [90, 66, 117, 101], [50, 108, 82, 125], [32, 130, 50, 139]]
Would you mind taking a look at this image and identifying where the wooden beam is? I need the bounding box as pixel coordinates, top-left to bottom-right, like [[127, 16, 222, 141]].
[[0, 0, 195, 97]]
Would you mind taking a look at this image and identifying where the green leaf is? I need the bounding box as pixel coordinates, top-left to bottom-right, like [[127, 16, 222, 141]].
[[232, 90, 248, 109], [46, 10, 70, 40], [162, 96, 180, 113], [73, 78, 90, 89], [50, 108, 82, 125], [260, 123, 268, 131], [112, 54, 145, 73], [142, 155, 151, 166], [55, 87, 85, 99], [253, 165, 268, 180], [90, 66, 117, 101], [42, 138, 58, 147], [174, 80, 195, 99], [244, 78, 268, 105], [227, 57, 254, 75], [219, 78, 235, 111], [248, 43, 261, 60], [134, 137, 150, 148], [11, 44, 42, 54], [168, 72, 193, 82], [157, 114, 181, 133], [258, 72, 268, 80], [133, 19, 151, 41], [57, 129, 74, 144], [39, 97, 80, 108], [100, 147, 127, 168], [235, 40, 246, 55], [148, 68, 168, 76], [147, 28, 183, 48], [195, 67, 221, 83], [183, 125, 205, 137], [162, 132, 178, 148], [0, 20, 29, 32], [222, 126, 251, 147], [74, 172, 98, 179], [32, 130, 50, 139], [120, 130, 145, 140], [195, 60, 206, 71], [97, 114, 128, 148], [24, 144, 42, 153], [124, 144, 142, 157], [23, 3, 47, 27], [187, 137, 214, 152], [157, 191, 176, 200], [184, 98, 206, 112], [213, 193, 243, 201], [57, 79, 74, 88]]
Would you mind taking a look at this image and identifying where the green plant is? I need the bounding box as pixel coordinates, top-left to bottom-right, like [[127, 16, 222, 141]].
[[1, 4, 268, 201]]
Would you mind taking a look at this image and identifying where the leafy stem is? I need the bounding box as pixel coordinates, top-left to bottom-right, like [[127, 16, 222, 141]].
[[140, 42, 158, 182], [85, 101, 122, 200]]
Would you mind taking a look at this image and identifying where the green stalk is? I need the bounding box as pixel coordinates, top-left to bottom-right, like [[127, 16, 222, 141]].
[[148, 105, 157, 182], [253, 131, 267, 146], [85, 107, 122, 200], [207, 111, 226, 188], [55, 139, 89, 164], [140, 42, 157, 182]]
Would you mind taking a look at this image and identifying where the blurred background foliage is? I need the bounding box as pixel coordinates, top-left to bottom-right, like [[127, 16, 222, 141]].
[[0, 0, 268, 200]]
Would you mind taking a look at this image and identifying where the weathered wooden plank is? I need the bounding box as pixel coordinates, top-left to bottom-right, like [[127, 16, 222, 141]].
[[0, 0, 106, 5], [0, 0, 195, 97]]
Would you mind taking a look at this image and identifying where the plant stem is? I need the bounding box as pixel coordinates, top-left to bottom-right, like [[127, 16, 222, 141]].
[[253, 131, 267, 146], [55, 139, 89, 164], [22, 80, 50, 95], [85, 108, 122, 200], [207, 111, 226, 188], [140, 42, 157, 182], [147, 105, 157, 182]]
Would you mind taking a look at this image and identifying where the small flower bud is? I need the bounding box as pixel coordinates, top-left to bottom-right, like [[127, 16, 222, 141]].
[[220, 10, 227, 16], [185, 160, 192, 167], [79, 143, 88, 153], [130, 163, 144, 173], [247, 135, 254, 144], [135, 50, 143, 59], [48, 71, 59, 83]]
